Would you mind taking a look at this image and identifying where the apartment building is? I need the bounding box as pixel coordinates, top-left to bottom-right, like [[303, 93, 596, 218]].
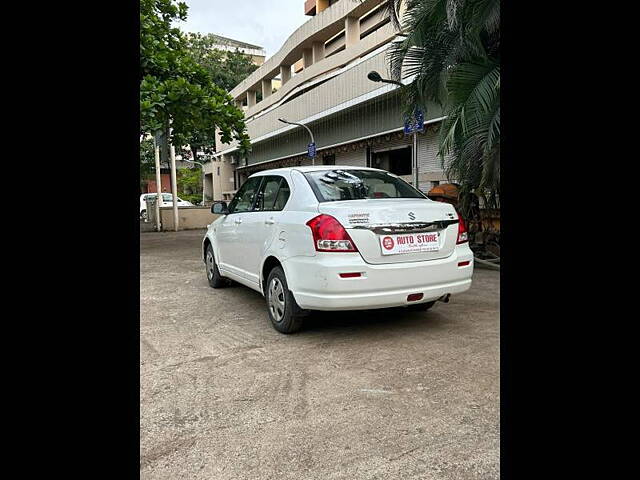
[[207, 34, 267, 66], [206, 0, 450, 201]]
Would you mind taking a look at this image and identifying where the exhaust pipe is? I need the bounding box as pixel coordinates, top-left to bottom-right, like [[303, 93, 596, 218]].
[[438, 294, 451, 303]]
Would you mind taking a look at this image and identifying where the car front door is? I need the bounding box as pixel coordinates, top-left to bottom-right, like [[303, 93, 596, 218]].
[[233, 175, 291, 285], [215, 176, 263, 278]]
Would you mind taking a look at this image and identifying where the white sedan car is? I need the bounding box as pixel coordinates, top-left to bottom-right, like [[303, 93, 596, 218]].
[[140, 193, 193, 219], [202, 166, 473, 333]]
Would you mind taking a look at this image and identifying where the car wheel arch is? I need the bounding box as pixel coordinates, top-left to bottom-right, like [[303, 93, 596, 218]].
[[203, 235, 217, 262], [261, 255, 284, 296], [203, 238, 211, 261]]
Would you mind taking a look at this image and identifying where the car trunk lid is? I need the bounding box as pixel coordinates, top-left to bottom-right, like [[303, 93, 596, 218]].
[[317, 199, 459, 264]]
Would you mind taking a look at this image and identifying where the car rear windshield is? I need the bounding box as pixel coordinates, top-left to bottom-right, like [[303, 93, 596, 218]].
[[303, 169, 425, 202]]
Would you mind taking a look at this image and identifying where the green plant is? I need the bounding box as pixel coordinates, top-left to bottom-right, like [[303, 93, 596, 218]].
[[177, 167, 202, 196], [177, 193, 202, 205]]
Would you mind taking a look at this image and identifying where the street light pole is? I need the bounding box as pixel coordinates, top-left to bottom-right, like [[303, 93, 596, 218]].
[[153, 132, 162, 232], [278, 118, 316, 166], [412, 130, 418, 190], [169, 133, 179, 232], [367, 70, 421, 190]]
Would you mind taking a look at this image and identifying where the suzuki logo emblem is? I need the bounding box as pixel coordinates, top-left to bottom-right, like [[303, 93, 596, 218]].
[[408, 212, 416, 221]]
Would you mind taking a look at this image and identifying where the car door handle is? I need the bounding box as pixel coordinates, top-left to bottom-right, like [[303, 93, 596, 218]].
[[265, 218, 275, 225]]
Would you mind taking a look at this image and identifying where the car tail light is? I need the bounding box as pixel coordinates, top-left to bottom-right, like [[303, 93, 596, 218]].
[[306, 214, 358, 252], [339, 272, 362, 278], [456, 212, 468, 244]]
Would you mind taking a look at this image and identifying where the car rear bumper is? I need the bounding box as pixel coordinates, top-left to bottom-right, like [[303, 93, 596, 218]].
[[282, 245, 474, 311]]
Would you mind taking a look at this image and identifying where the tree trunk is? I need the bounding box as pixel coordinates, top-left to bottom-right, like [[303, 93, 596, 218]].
[[191, 144, 199, 164]]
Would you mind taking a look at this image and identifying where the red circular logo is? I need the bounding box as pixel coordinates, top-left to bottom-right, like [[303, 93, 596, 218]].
[[382, 236, 395, 250]]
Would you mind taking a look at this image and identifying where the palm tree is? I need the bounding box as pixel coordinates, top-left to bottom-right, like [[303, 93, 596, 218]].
[[385, 0, 500, 217]]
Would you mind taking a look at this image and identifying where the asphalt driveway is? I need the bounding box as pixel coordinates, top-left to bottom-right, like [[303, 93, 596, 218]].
[[140, 229, 500, 480]]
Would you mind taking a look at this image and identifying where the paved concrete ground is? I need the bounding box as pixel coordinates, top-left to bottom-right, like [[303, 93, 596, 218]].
[[140, 230, 499, 480]]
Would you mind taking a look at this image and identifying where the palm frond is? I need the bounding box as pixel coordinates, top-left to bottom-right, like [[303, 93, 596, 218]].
[[384, 0, 500, 211]]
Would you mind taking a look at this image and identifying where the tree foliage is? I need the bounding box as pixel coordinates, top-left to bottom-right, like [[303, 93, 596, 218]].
[[140, 137, 156, 182], [385, 0, 500, 216], [185, 33, 260, 92], [177, 167, 202, 195], [139, 0, 250, 158]]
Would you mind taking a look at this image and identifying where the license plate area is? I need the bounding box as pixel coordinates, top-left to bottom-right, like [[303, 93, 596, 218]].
[[379, 232, 441, 255]]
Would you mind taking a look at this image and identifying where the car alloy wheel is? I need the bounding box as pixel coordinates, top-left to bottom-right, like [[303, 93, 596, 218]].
[[206, 250, 215, 280], [268, 277, 286, 323]]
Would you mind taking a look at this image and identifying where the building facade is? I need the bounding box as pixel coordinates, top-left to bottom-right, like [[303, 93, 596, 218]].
[[207, 0, 450, 201], [207, 34, 267, 66]]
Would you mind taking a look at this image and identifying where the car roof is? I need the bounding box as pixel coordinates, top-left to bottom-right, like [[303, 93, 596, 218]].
[[250, 165, 385, 176]]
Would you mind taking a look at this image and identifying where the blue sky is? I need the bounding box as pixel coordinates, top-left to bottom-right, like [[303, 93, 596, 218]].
[[177, 0, 309, 58]]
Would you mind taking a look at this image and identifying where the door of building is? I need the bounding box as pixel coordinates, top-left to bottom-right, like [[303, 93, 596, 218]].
[[371, 146, 412, 180]]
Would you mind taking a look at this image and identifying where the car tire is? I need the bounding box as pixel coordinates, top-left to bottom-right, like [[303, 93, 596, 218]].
[[406, 300, 436, 312], [205, 244, 227, 288], [265, 266, 305, 334]]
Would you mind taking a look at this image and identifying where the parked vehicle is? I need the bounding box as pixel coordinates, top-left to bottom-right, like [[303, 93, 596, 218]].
[[202, 167, 473, 333], [140, 193, 193, 220]]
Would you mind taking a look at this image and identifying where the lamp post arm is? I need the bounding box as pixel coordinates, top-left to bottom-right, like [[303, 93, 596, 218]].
[[300, 123, 315, 145], [278, 118, 315, 145], [381, 78, 404, 87], [183, 159, 205, 169]]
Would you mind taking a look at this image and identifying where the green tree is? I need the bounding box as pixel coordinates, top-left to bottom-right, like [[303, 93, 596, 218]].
[[185, 33, 260, 92], [140, 0, 250, 166], [140, 137, 156, 187], [177, 167, 203, 204], [385, 0, 500, 216]]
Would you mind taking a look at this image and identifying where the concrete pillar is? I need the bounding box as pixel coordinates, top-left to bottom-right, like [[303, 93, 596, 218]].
[[345, 16, 360, 47], [247, 90, 257, 107], [303, 48, 313, 69], [312, 41, 325, 63], [204, 173, 213, 201], [262, 79, 272, 98], [280, 65, 292, 85]]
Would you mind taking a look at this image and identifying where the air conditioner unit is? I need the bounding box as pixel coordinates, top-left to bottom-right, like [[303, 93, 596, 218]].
[[230, 157, 236, 164]]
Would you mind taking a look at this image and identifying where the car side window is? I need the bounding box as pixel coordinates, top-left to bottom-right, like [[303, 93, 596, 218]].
[[254, 176, 291, 211], [228, 177, 263, 214], [255, 176, 283, 211], [273, 180, 290, 211]]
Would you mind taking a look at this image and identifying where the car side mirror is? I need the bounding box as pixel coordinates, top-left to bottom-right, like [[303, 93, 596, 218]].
[[211, 201, 229, 215]]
